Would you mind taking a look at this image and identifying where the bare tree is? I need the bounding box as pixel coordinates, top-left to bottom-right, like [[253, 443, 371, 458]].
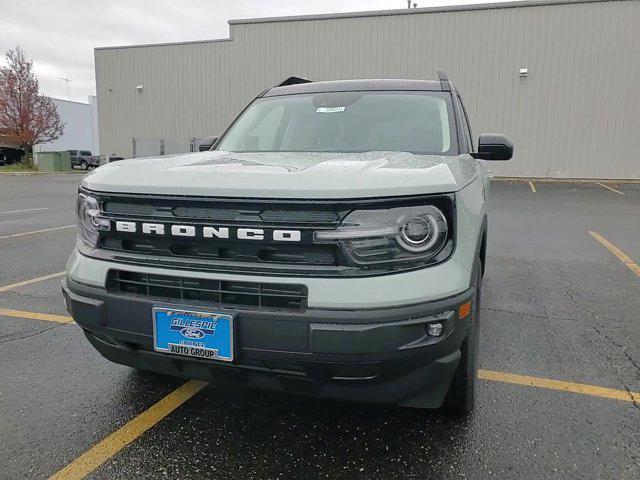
[[0, 46, 65, 165]]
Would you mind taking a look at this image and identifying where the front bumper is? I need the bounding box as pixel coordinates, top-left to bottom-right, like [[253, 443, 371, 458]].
[[63, 275, 475, 408]]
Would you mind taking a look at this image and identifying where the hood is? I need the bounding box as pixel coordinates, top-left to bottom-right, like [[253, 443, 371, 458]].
[[82, 151, 479, 198]]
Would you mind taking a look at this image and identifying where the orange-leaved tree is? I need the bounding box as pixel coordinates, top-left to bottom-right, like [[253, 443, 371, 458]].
[[0, 46, 65, 165]]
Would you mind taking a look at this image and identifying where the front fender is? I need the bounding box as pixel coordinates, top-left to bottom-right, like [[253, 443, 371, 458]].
[[454, 177, 487, 287]]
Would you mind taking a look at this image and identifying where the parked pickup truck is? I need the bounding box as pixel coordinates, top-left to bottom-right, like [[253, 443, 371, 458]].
[[0, 147, 24, 165], [68, 150, 100, 170], [63, 73, 512, 414]]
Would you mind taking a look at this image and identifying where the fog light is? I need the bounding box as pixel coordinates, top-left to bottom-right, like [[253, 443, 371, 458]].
[[426, 322, 443, 337]]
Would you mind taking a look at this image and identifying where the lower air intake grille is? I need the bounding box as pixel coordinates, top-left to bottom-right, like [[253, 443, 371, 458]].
[[107, 270, 308, 312]]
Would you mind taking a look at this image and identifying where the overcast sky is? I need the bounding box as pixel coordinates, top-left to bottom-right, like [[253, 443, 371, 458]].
[[0, 0, 508, 103]]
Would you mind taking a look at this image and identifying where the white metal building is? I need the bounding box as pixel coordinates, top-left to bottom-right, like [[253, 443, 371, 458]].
[[35, 97, 99, 155], [95, 0, 640, 179]]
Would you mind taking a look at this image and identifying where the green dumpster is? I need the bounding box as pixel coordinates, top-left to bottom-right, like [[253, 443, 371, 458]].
[[36, 151, 73, 172], [59, 151, 72, 171]]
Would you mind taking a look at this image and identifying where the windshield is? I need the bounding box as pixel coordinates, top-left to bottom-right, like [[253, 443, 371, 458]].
[[216, 91, 457, 155]]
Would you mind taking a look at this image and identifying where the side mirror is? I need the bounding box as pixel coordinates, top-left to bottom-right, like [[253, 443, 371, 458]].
[[198, 136, 218, 151], [471, 134, 513, 161]]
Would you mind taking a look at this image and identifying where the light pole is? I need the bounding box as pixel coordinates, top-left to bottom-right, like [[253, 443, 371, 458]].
[[60, 77, 72, 101]]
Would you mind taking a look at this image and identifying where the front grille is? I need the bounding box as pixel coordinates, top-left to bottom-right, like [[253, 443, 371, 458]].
[[98, 195, 346, 272], [107, 270, 308, 312], [101, 237, 338, 266]]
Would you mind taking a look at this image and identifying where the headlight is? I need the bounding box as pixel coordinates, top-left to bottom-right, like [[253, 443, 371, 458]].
[[76, 192, 110, 249], [314, 205, 449, 266]]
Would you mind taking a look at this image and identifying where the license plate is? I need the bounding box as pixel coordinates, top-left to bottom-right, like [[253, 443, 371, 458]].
[[152, 307, 234, 362]]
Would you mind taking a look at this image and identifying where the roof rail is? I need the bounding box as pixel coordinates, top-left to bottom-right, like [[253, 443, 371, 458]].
[[437, 70, 453, 92], [277, 76, 312, 87]]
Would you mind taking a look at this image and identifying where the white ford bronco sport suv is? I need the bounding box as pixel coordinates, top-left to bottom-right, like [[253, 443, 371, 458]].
[[63, 72, 512, 414]]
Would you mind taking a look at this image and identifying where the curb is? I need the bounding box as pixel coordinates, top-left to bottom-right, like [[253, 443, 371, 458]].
[[491, 177, 640, 184], [0, 172, 85, 176]]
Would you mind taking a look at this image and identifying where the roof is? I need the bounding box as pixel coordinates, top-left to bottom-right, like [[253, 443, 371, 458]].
[[264, 79, 444, 96], [49, 97, 90, 106], [95, 0, 617, 51], [229, 0, 612, 25]]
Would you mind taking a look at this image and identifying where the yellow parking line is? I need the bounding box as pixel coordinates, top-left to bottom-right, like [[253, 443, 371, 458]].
[[527, 180, 536, 192], [48, 380, 208, 480], [45, 370, 640, 480], [0, 224, 75, 240], [0, 307, 74, 324], [0, 271, 66, 293], [479, 370, 640, 403], [594, 182, 625, 195], [589, 231, 640, 278]]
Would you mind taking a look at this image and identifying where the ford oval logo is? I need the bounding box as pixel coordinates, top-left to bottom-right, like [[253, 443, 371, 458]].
[[180, 327, 205, 339]]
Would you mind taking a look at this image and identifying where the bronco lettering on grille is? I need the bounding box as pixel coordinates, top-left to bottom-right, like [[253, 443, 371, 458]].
[[114, 221, 302, 242]]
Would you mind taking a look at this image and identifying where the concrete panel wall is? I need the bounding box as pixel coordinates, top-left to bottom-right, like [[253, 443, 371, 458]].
[[89, 95, 100, 155], [35, 98, 98, 155], [95, 0, 640, 179]]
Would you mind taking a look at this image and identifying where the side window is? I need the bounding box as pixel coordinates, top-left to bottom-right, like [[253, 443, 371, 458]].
[[244, 106, 286, 150], [457, 95, 474, 152]]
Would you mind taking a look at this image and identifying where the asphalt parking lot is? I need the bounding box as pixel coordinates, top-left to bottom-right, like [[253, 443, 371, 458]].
[[0, 174, 638, 480]]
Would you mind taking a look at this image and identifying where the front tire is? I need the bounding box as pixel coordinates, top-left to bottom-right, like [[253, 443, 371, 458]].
[[80, 160, 88, 170], [440, 261, 482, 415]]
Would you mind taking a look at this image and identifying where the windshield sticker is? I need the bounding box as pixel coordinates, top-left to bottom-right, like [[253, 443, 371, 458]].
[[316, 106, 346, 113]]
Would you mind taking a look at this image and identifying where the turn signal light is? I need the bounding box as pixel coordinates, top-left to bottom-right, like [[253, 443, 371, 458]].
[[459, 301, 472, 319]]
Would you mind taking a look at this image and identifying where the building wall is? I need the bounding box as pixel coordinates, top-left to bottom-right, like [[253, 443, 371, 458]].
[[35, 98, 99, 155], [89, 95, 100, 155], [95, 0, 640, 179], [0, 136, 20, 149]]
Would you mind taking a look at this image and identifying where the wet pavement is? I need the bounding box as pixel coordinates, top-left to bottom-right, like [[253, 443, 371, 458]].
[[0, 175, 638, 479]]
